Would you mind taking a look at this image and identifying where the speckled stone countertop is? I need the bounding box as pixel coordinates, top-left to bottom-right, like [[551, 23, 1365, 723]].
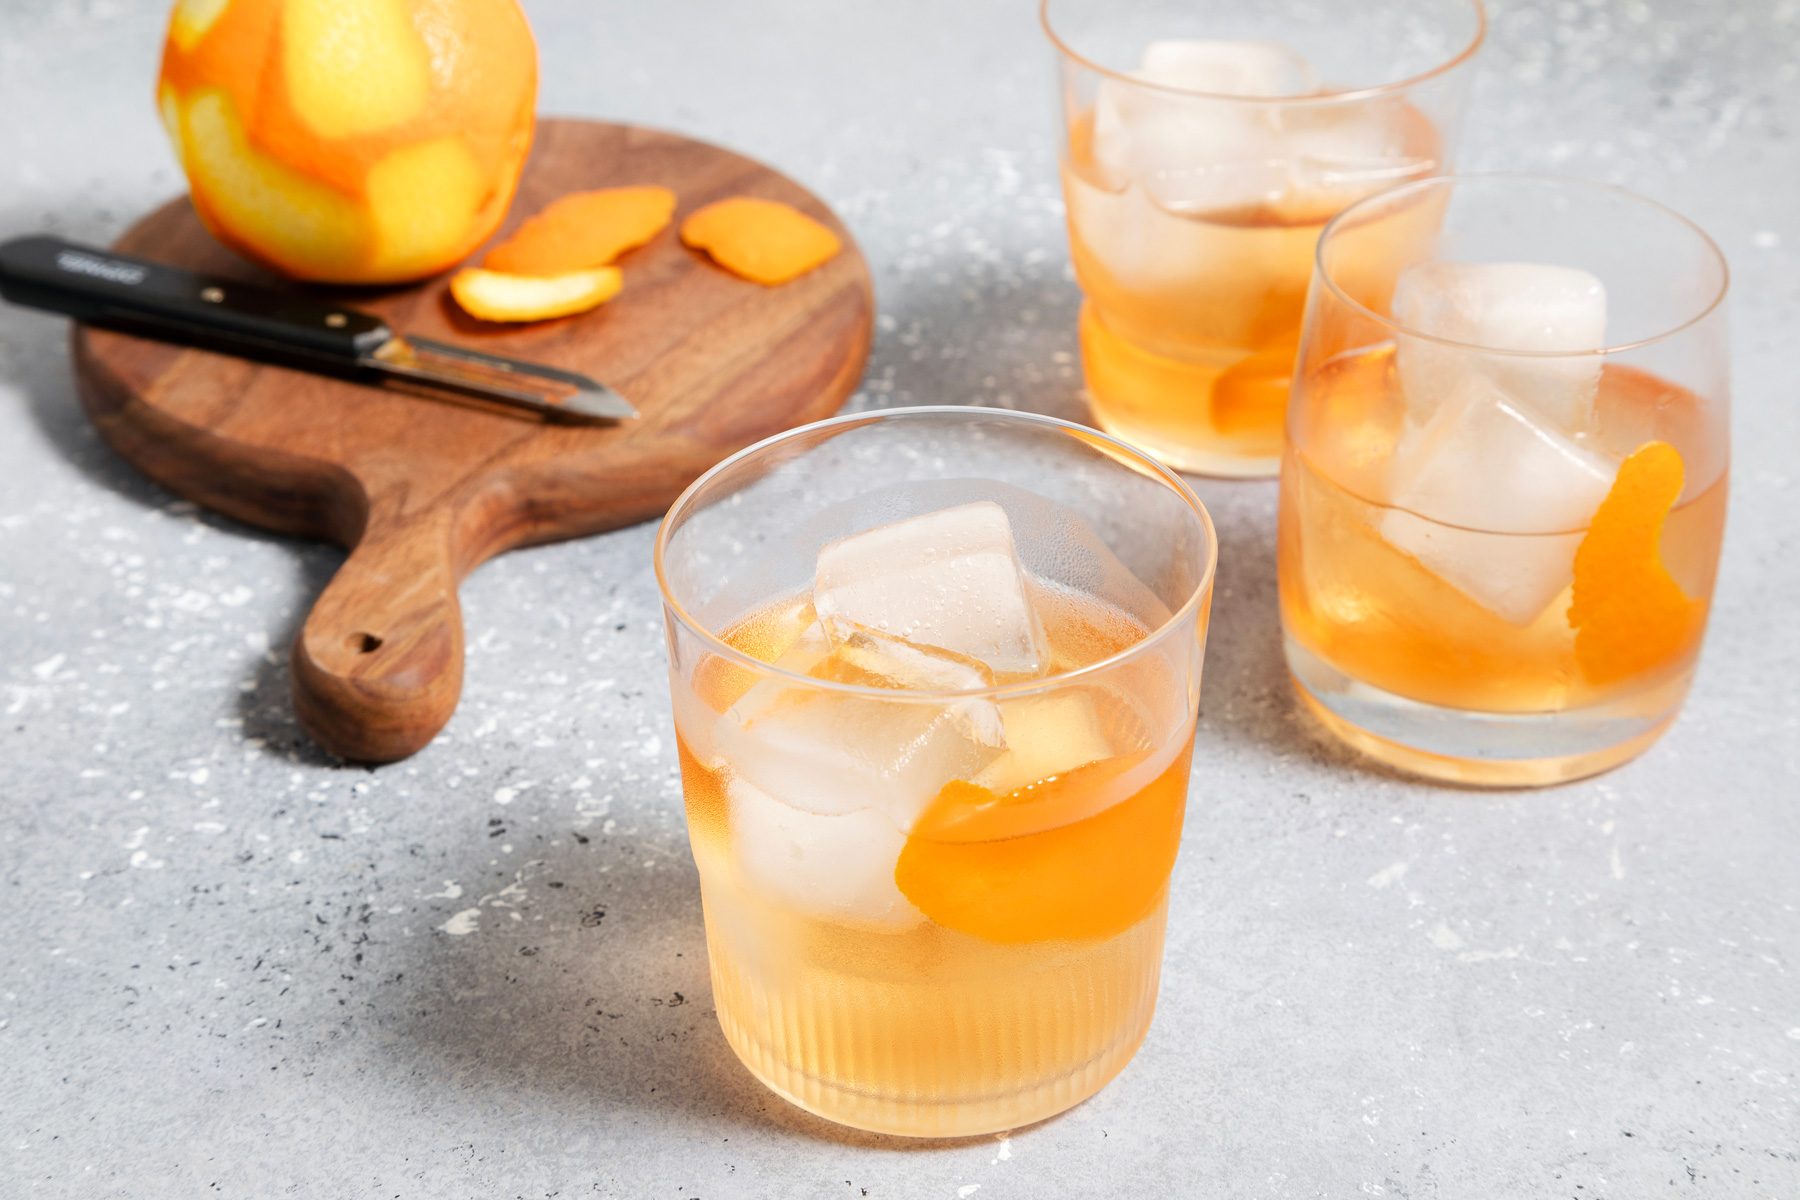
[[2, 2, 1796, 1196]]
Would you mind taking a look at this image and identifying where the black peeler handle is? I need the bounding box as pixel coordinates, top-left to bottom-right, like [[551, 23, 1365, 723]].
[[0, 235, 392, 361]]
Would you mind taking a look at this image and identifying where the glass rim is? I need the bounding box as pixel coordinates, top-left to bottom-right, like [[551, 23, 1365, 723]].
[[1038, 0, 1487, 107], [1314, 172, 1733, 358], [653, 405, 1219, 703]]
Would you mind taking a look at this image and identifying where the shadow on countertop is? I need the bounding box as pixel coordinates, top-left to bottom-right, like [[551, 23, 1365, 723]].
[[362, 813, 1009, 1152]]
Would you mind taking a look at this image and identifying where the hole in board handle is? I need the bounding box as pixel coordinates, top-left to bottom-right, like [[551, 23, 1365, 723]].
[[349, 632, 384, 654]]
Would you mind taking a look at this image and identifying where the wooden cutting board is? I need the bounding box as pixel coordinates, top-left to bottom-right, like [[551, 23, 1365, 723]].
[[73, 117, 874, 763]]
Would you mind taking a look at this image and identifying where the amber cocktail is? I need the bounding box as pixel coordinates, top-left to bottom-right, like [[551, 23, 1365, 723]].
[[1043, 0, 1484, 477], [656, 408, 1215, 1136], [1280, 177, 1730, 785]]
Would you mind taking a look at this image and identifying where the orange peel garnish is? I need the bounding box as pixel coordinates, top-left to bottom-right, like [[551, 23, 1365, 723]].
[[1212, 337, 1299, 436], [893, 749, 1188, 944], [449, 265, 622, 323], [680, 196, 841, 286], [483, 186, 677, 275], [912, 754, 1139, 845], [1568, 440, 1705, 684]]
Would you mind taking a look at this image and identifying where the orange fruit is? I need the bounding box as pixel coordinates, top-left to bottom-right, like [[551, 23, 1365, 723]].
[[449, 266, 622, 323], [157, 0, 538, 284]]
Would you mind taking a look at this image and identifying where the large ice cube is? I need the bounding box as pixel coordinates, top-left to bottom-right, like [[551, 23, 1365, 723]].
[[726, 777, 925, 931], [1279, 100, 1437, 215], [939, 687, 1189, 842], [1136, 39, 1321, 97], [1379, 376, 1620, 624], [1391, 261, 1609, 429], [972, 689, 1115, 796], [1087, 41, 1434, 219], [1090, 40, 1317, 214], [814, 501, 1051, 678], [832, 623, 996, 694], [713, 625, 1005, 825], [1086, 38, 1437, 224]]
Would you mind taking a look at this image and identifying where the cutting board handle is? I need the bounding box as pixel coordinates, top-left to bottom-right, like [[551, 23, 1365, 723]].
[[291, 500, 464, 762]]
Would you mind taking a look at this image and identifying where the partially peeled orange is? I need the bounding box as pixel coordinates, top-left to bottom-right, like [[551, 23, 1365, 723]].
[[157, 0, 538, 284]]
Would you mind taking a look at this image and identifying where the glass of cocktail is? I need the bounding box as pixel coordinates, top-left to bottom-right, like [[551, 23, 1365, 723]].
[[1280, 175, 1730, 785], [656, 407, 1216, 1136], [1042, 0, 1484, 477]]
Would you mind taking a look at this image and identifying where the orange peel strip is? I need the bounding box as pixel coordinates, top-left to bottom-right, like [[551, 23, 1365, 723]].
[[449, 265, 622, 323], [1568, 440, 1705, 685], [680, 196, 841, 286], [484, 185, 676, 275], [894, 748, 1189, 944], [1212, 337, 1299, 437], [912, 753, 1143, 845]]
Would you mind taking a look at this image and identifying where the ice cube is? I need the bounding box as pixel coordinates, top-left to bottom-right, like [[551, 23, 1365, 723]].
[[972, 689, 1115, 796], [1391, 261, 1609, 429], [940, 687, 1189, 842], [1379, 376, 1620, 624], [814, 501, 1051, 678], [1088, 41, 1437, 222], [1136, 39, 1321, 98], [1089, 40, 1318, 214], [1091, 90, 1286, 215], [824, 625, 1006, 742], [726, 776, 925, 931], [714, 625, 1005, 824], [1279, 100, 1437, 215]]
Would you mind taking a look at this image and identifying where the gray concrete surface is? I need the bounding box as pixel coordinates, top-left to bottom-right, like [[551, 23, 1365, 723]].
[[2, 1, 1796, 1196]]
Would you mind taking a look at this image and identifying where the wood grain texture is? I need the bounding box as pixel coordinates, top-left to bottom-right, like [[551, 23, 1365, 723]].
[[72, 118, 874, 763]]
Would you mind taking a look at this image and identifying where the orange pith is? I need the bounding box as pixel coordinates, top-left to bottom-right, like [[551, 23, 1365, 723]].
[[913, 753, 1142, 844], [1569, 441, 1706, 685], [449, 265, 622, 323], [157, 0, 538, 283]]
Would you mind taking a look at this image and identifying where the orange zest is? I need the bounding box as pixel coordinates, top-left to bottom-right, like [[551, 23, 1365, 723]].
[[1568, 440, 1705, 685], [680, 196, 841, 286], [913, 753, 1144, 845], [483, 185, 677, 274], [894, 748, 1190, 944], [449, 265, 621, 322], [1212, 337, 1298, 436]]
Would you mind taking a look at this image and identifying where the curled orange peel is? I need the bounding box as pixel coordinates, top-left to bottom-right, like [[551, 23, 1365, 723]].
[[1568, 440, 1705, 685], [483, 186, 676, 275], [449, 265, 621, 323], [680, 196, 841, 286], [894, 750, 1186, 944]]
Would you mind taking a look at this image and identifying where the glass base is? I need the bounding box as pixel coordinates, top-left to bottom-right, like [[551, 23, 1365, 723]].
[[1285, 635, 1685, 787], [1089, 408, 1281, 480], [720, 1000, 1155, 1139], [704, 898, 1167, 1138]]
